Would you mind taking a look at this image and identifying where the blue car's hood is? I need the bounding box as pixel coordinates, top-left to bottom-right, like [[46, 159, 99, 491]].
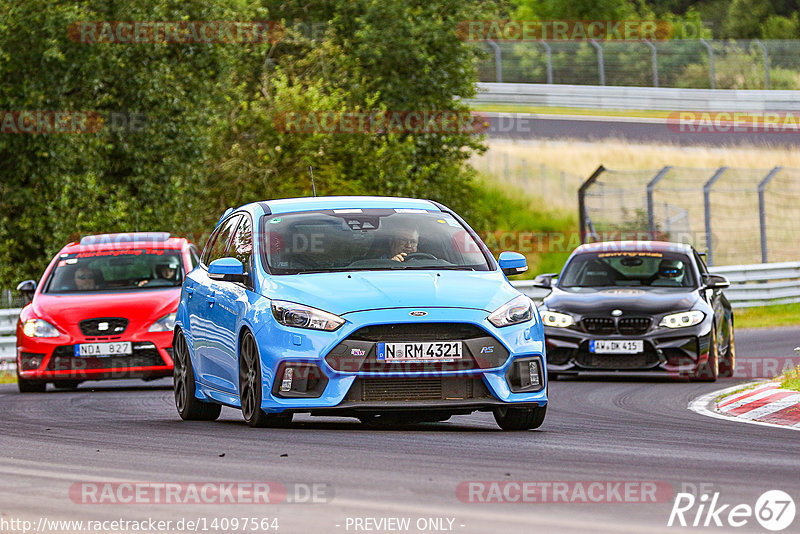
[[259, 270, 520, 316]]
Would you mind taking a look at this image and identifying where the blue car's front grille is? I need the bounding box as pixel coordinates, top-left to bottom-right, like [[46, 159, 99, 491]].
[[326, 323, 509, 372], [350, 377, 492, 402]]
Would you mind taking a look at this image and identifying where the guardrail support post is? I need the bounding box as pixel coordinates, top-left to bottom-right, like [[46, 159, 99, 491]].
[[754, 39, 770, 90], [589, 39, 605, 86], [486, 40, 502, 83], [700, 39, 715, 89], [540, 40, 553, 84], [703, 167, 728, 266], [758, 166, 782, 263], [644, 40, 658, 87], [646, 166, 672, 238], [579, 165, 606, 243]]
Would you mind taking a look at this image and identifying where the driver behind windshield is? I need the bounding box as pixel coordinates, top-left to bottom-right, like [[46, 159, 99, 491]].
[[139, 256, 180, 286], [386, 227, 419, 262]]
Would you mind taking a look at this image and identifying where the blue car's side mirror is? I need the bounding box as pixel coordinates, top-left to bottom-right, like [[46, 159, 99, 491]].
[[208, 258, 248, 284], [498, 251, 528, 277]]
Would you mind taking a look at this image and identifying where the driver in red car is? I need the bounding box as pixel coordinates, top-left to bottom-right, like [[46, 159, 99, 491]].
[[138, 257, 180, 287]]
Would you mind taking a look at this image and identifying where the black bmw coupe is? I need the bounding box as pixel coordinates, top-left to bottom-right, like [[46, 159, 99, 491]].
[[535, 241, 734, 381]]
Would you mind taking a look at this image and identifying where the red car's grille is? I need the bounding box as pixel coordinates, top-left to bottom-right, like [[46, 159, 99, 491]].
[[79, 318, 129, 337], [47, 344, 165, 370]]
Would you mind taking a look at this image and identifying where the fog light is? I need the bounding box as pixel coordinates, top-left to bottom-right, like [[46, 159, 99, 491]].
[[528, 360, 541, 388], [20, 353, 45, 371], [280, 368, 294, 392]]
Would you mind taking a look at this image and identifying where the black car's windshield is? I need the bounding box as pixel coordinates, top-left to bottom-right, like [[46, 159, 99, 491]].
[[261, 209, 490, 274], [559, 251, 696, 289], [44, 250, 184, 293]]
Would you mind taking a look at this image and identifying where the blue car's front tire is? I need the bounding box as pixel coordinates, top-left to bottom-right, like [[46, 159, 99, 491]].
[[239, 330, 292, 428], [173, 330, 221, 421]]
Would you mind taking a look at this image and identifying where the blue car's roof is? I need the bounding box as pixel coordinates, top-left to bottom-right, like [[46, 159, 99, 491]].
[[253, 196, 441, 215]]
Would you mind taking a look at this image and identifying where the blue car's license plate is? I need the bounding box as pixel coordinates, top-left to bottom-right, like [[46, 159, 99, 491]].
[[377, 341, 462, 362]]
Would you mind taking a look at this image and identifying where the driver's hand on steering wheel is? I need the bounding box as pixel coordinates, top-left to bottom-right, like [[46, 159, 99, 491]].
[[391, 253, 407, 262]]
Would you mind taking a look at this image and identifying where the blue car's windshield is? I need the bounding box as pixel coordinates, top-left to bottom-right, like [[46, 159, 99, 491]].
[[261, 209, 491, 274]]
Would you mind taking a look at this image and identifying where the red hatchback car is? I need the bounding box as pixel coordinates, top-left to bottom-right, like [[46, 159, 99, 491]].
[[15, 232, 200, 392]]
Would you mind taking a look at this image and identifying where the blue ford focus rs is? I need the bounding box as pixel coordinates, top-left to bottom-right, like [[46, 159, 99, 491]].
[[173, 196, 547, 430]]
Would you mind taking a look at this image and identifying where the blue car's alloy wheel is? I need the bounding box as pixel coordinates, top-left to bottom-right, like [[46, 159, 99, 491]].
[[239, 331, 292, 428], [173, 330, 221, 421]]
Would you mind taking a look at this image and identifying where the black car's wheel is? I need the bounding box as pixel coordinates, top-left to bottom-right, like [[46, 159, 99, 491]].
[[53, 380, 81, 390], [17, 370, 46, 393], [173, 330, 221, 421], [718, 319, 735, 378], [694, 324, 719, 382], [493, 405, 547, 431], [239, 331, 293, 428]]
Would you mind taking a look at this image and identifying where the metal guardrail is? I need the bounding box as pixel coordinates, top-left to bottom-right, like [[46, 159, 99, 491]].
[[0, 308, 20, 369], [514, 261, 800, 309], [473, 83, 800, 112]]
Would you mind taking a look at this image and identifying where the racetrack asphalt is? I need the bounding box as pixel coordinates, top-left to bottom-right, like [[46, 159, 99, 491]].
[[1, 326, 798, 533]]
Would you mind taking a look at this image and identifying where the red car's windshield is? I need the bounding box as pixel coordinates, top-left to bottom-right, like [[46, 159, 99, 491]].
[[43, 249, 184, 293]]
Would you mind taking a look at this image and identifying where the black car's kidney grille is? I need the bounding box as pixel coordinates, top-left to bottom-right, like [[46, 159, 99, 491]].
[[349, 323, 486, 342], [582, 317, 615, 335], [618, 317, 652, 335], [79, 318, 128, 337], [576, 352, 660, 370]]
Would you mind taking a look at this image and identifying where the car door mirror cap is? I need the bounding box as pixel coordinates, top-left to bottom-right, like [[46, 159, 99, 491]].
[[704, 274, 730, 290], [498, 251, 528, 277], [532, 273, 558, 290], [208, 258, 248, 283], [16, 279, 37, 302]]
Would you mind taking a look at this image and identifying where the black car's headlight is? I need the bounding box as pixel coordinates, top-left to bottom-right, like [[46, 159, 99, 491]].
[[271, 300, 345, 331], [488, 295, 534, 328], [540, 310, 575, 328], [659, 310, 704, 328]]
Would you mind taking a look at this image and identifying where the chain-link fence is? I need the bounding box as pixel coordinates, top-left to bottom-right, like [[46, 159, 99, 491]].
[[478, 40, 800, 90], [579, 166, 800, 266]]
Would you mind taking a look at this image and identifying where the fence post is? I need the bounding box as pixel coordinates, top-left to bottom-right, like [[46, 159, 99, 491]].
[[646, 166, 672, 237], [487, 40, 502, 83], [589, 39, 605, 86], [703, 167, 728, 265], [758, 166, 782, 263], [754, 39, 770, 90], [700, 38, 715, 89], [579, 165, 606, 243], [644, 40, 658, 87], [540, 40, 553, 84]]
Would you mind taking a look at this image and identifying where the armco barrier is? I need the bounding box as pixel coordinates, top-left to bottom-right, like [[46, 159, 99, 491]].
[[0, 308, 20, 369], [473, 83, 800, 112], [514, 261, 800, 309]]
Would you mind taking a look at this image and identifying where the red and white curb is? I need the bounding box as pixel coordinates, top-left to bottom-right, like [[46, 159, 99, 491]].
[[689, 380, 800, 431]]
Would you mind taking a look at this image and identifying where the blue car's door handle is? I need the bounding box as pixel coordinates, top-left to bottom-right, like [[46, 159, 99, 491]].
[[206, 293, 216, 305], [185, 286, 195, 295]]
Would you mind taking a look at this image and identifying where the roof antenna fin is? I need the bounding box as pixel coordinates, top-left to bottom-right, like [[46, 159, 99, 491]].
[[309, 166, 316, 197]]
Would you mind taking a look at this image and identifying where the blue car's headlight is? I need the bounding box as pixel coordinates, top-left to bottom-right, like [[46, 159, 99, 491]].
[[659, 310, 705, 328], [271, 300, 345, 331], [488, 295, 534, 328]]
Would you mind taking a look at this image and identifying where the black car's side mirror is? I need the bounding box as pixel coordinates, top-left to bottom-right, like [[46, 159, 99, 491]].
[[16, 279, 37, 302], [704, 274, 730, 290], [532, 273, 558, 290]]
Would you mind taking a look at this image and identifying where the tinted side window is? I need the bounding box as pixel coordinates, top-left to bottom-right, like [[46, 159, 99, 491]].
[[694, 251, 709, 276], [230, 216, 253, 272], [204, 215, 242, 266], [189, 246, 201, 269]]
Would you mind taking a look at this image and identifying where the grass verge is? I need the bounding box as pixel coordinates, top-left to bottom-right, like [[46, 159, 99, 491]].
[[472, 104, 672, 119], [0, 369, 16, 384], [779, 365, 800, 392], [735, 302, 800, 329]]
